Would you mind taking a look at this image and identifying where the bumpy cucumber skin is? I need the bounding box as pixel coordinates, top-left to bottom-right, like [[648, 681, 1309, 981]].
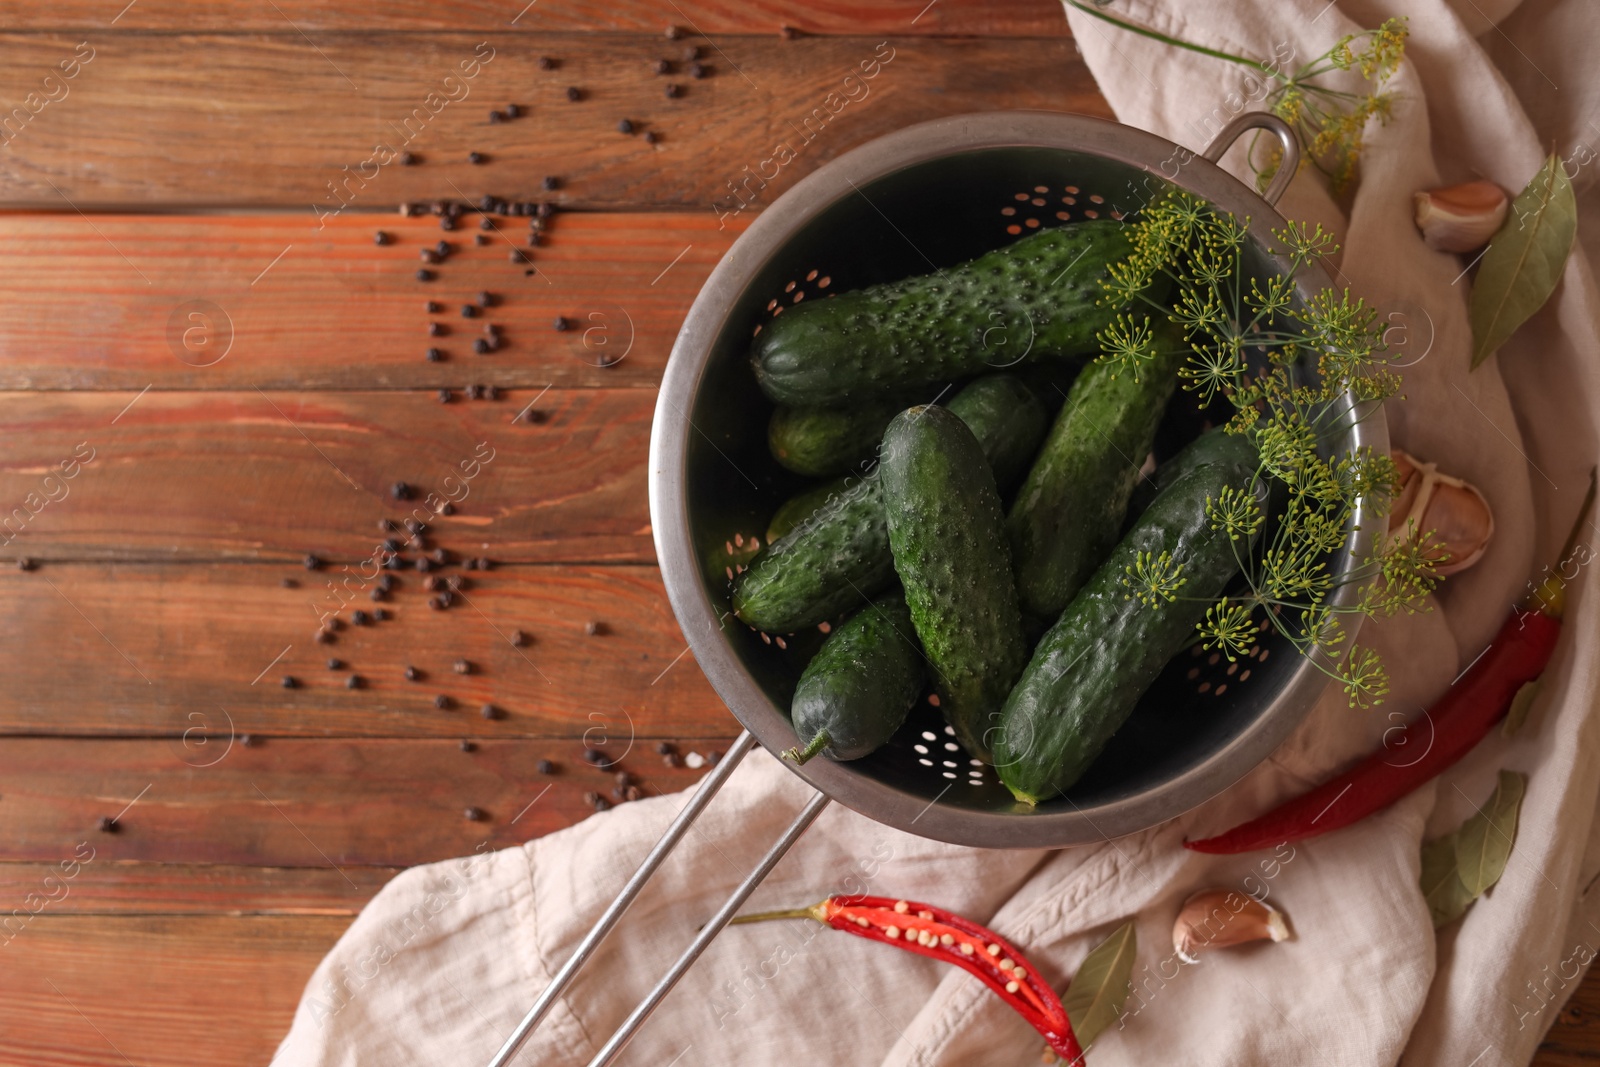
[[768, 399, 908, 478], [1126, 427, 1259, 524], [733, 375, 1048, 633], [790, 591, 924, 761], [995, 437, 1261, 804], [766, 477, 851, 544], [752, 222, 1135, 406], [880, 406, 1028, 762], [1007, 346, 1183, 619]]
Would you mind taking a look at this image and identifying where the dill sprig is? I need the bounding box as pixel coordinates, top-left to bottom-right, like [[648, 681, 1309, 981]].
[[1064, 3, 1408, 194], [1105, 191, 1445, 708]]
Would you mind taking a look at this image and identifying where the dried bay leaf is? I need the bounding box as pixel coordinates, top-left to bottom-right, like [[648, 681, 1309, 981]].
[[1502, 679, 1541, 737], [1063, 919, 1137, 1050], [1470, 155, 1577, 368], [1455, 770, 1527, 896], [1420, 833, 1475, 928]]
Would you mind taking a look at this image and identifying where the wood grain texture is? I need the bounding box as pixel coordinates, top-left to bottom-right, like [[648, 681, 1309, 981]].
[[0, 564, 742, 737], [0, 736, 739, 866], [0, 34, 1107, 207], [0, 915, 344, 1067], [0, 211, 736, 390], [0, 1, 1071, 35], [0, 861, 391, 914], [0, 389, 658, 562]]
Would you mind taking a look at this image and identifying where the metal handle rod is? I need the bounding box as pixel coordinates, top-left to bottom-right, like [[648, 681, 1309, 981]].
[[486, 730, 759, 1067], [1200, 112, 1300, 207], [583, 788, 832, 1067]]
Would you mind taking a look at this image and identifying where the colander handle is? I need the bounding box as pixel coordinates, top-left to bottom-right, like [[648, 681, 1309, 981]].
[[1200, 112, 1300, 207]]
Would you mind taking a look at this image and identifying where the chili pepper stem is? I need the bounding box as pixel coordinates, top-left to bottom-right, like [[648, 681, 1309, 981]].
[[784, 731, 830, 764], [1523, 467, 1597, 619], [729, 901, 829, 926]]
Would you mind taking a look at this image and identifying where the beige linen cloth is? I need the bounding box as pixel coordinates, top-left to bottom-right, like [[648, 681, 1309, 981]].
[[276, 1, 1600, 1063]]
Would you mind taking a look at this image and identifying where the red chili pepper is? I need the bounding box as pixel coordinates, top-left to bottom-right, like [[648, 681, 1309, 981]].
[[732, 894, 1083, 1062], [1186, 470, 1594, 855]]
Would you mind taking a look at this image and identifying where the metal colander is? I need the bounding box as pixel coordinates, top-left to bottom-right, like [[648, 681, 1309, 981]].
[[488, 111, 1387, 1067]]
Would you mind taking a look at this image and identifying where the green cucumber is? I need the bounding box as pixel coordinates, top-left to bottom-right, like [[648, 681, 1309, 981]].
[[766, 477, 850, 544], [769, 398, 909, 477], [995, 436, 1262, 804], [752, 221, 1138, 406], [1126, 427, 1256, 523], [786, 591, 924, 764], [881, 405, 1028, 761], [732, 375, 1047, 633], [1007, 341, 1185, 619]]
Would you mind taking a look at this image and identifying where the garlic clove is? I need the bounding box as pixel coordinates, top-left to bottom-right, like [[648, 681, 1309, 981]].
[[1385, 449, 1495, 576], [1172, 888, 1289, 964], [1413, 180, 1508, 253]]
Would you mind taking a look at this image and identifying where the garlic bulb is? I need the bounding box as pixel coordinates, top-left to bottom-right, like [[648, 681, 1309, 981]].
[[1172, 889, 1289, 964], [1413, 180, 1508, 253], [1386, 449, 1495, 577]]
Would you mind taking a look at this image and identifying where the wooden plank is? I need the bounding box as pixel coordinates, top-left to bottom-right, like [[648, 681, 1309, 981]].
[[0, 1, 1070, 36], [0, 736, 739, 866], [0, 211, 733, 390], [1537, 971, 1600, 1065], [0, 914, 343, 1067], [0, 564, 739, 737], [0, 389, 658, 562], [0, 34, 1106, 206], [0, 861, 391, 914]]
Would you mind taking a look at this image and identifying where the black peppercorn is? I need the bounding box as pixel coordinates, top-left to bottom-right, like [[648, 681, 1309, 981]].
[[585, 620, 604, 636], [439, 216, 455, 231], [374, 230, 391, 246], [314, 629, 333, 644], [542, 175, 560, 191], [373, 607, 387, 621], [439, 501, 455, 516], [508, 249, 526, 263], [326, 658, 342, 670], [424, 575, 441, 592], [351, 610, 369, 626], [391, 482, 413, 501], [240, 734, 257, 748], [460, 740, 476, 752], [466, 383, 483, 400], [98, 816, 117, 833], [428, 322, 444, 336], [384, 555, 402, 571], [644, 130, 660, 145], [488, 109, 504, 123], [417, 268, 434, 282], [617, 118, 635, 134], [510, 629, 529, 647], [565, 86, 581, 102], [654, 58, 672, 74], [536, 758, 555, 775], [780, 24, 796, 39], [473, 338, 491, 354], [404, 665, 420, 681], [401, 202, 419, 216], [369, 587, 386, 603], [538, 56, 555, 70], [664, 83, 681, 99], [461, 303, 477, 319], [426, 347, 443, 362], [536, 201, 554, 218], [435, 240, 450, 256], [468, 151, 485, 164], [480, 704, 500, 720], [419, 248, 439, 264], [438, 388, 452, 403], [474, 233, 488, 246], [377, 574, 394, 592], [484, 384, 500, 400], [437, 591, 454, 608], [505, 103, 521, 119], [406, 518, 424, 534], [424, 301, 439, 314], [476, 557, 493, 571], [281, 676, 297, 689], [553, 316, 570, 331], [527, 232, 543, 247], [429, 595, 445, 610], [454, 659, 472, 675], [582, 747, 605, 765], [690, 62, 708, 79], [478, 215, 494, 231], [464, 806, 484, 822], [446, 575, 464, 593], [615, 770, 635, 788], [666, 24, 682, 39], [685, 45, 702, 60], [663, 752, 682, 768], [304, 553, 321, 570], [280, 577, 297, 588], [593, 796, 612, 812], [326, 617, 344, 632], [434, 694, 453, 710], [346, 675, 362, 690], [400, 151, 417, 165]]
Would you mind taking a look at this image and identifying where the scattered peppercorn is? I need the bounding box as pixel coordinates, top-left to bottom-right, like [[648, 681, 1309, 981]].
[[400, 151, 417, 165], [542, 175, 561, 191], [281, 676, 297, 689], [314, 629, 333, 644], [508, 249, 527, 263], [428, 322, 444, 337], [369, 587, 386, 603], [538, 56, 556, 70], [468, 151, 486, 164], [446, 574, 464, 592], [240, 734, 257, 747], [326, 658, 342, 670], [453, 659, 472, 675], [615, 770, 635, 788], [426, 347, 444, 362], [401, 202, 419, 217], [460, 740, 476, 752], [435, 240, 450, 256], [416, 557, 432, 574], [280, 577, 297, 589], [655, 741, 675, 755], [438, 388, 452, 403], [304, 553, 321, 570], [593, 795, 612, 812], [373, 607, 388, 621], [536, 202, 554, 218], [374, 230, 391, 246], [780, 24, 797, 39], [488, 109, 504, 123], [537, 758, 555, 775], [392, 482, 414, 501], [98, 816, 117, 833], [461, 304, 477, 319], [474, 233, 488, 246], [664, 84, 681, 99], [505, 103, 521, 119], [582, 747, 605, 765], [473, 338, 491, 354], [654, 58, 672, 74], [553, 316, 570, 331], [406, 519, 424, 534], [417, 268, 435, 282], [377, 574, 394, 592], [476, 557, 494, 571], [435, 694, 453, 710], [565, 86, 582, 102], [618, 118, 635, 134], [478, 215, 495, 231], [624, 785, 643, 802], [644, 130, 660, 145], [466, 384, 484, 399], [690, 62, 708, 79], [439, 501, 455, 516], [428, 595, 445, 610], [350, 609, 369, 626], [424, 301, 439, 314], [480, 704, 500, 720], [346, 675, 362, 690], [585, 620, 605, 636], [666, 25, 682, 39], [685, 45, 702, 60], [464, 806, 484, 821], [663, 752, 682, 768]]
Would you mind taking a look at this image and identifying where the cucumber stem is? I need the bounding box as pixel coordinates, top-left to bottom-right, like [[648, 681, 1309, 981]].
[[783, 731, 830, 765]]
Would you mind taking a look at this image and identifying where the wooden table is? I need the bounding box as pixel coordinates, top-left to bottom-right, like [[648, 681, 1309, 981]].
[[0, 3, 1592, 1063]]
